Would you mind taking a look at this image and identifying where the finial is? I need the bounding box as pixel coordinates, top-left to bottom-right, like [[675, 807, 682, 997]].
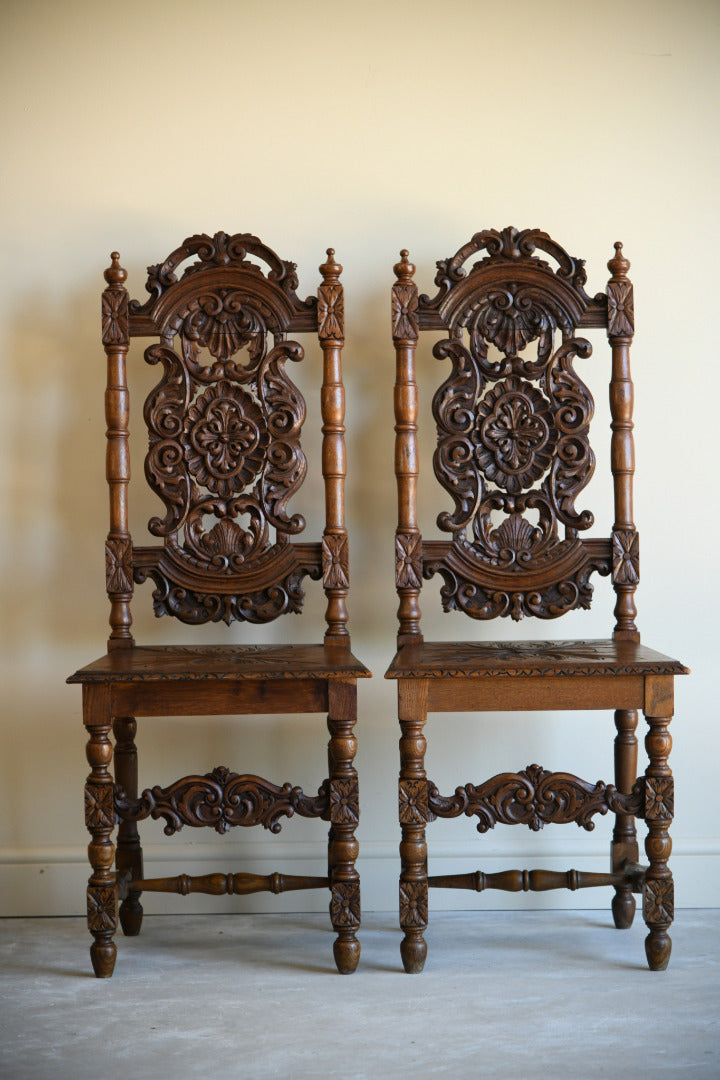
[[320, 247, 342, 282], [104, 251, 127, 286], [608, 240, 630, 280], [394, 249, 415, 282]]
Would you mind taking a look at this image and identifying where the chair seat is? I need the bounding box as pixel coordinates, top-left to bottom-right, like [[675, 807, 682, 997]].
[[385, 639, 688, 680], [69, 643, 371, 684]]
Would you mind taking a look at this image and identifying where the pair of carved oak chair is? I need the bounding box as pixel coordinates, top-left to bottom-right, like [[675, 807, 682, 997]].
[[69, 228, 686, 979]]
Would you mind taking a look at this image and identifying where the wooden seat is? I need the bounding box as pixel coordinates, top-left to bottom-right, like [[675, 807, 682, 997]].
[[387, 228, 688, 972], [69, 233, 369, 977]]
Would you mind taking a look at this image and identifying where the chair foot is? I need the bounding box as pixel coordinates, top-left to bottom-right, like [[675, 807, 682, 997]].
[[90, 938, 116, 978], [119, 895, 143, 937], [333, 932, 360, 974], [645, 929, 672, 971], [611, 888, 636, 929], [400, 932, 427, 973]]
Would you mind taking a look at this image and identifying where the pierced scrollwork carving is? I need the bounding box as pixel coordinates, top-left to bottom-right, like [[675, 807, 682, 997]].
[[612, 529, 640, 585], [114, 767, 331, 836], [427, 764, 642, 833], [424, 229, 601, 621], [105, 538, 133, 595]]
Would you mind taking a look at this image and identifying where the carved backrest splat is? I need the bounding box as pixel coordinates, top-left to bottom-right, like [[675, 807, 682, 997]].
[[392, 228, 638, 637], [102, 234, 350, 641]]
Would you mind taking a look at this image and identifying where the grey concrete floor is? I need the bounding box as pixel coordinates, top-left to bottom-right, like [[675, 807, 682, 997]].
[[1, 910, 719, 1079]]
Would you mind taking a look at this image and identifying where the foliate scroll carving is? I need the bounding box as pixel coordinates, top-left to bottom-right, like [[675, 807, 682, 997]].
[[331, 882, 361, 928], [105, 538, 133, 595], [399, 881, 428, 928], [424, 229, 603, 621], [318, 283, 344, 341], [322, 534, 349, 589], [85, 784, 115, 830], [102, 288, 129, 346], [607, 279, 634, 337], [87, 885, 117, 934], [644, 777, 674, 822], [330, 779, 359, 826], [392, 282, 419, 341], [399, 779, 430, 825], [643, 878, 674, 924], [612, 529, 639, 585], [396, 532, 423, 588], [130, 232, 310, 318], [427, 764, 642, 833], [114, 767, 331, 836]]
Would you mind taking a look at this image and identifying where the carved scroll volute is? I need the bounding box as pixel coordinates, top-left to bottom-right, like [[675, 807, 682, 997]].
[[607, 242, 639, 642], [319, 250, 349, 643], [102, 253, 134, 649], [393, 251, 423, 644]]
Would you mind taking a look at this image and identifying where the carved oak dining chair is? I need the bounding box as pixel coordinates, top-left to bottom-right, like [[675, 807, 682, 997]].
[[68, 233, 369, 977], [387, 228, 688, 972]]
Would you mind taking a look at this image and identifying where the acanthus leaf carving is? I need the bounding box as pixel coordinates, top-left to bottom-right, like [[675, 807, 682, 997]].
[[114, 767, 331, 836], [427, 764, 641, 832]]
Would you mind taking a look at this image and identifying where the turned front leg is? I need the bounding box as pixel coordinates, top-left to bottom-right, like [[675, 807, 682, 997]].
[[327, 680, 360, 974], [113, 716, 143, 936], [83, 686, 117, 978], [398, 680, 429, 973], [643, 678, 675, 971], [611, 708, 639, 929]]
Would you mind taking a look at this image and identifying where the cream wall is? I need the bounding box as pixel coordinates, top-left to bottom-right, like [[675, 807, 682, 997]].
[[1, 0, 718, 918]]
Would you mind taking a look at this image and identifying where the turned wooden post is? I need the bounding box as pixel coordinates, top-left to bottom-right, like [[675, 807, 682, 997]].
[[398, 679, 429, 973], [611, 708, 639, 929], [327, 679, 360, 973], [83, 685, 117, 977], [392, 251, 423, 645], [607, 242, 639, 642], [113, 715, 143, 937], [318, 250, 350, 644], [102, 253, 134, 650], [643, 677, 674, 971]]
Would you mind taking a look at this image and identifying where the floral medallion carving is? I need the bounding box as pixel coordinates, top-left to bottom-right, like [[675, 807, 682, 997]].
[[102, 288, 129, 346], [607, 279, 634, 337], [475, 376, 557, 494], [644, 777, 674, 822], [318, 283, 344, 340], [322, 533, 349, 589], [105, 538, 133, 594], [399, 779, 429, 825], [395, 532, 423, 588], [85, 784, 115, 830], [612, 529, 639, 585], [87, 885, 117, 933], [330, 882, 361, 928], [330, 778, 359, 826], [399, 881, 428, 928], [643, 878, 674, 924], [185, 380, 268, 498], [392, 282, 419, 341]]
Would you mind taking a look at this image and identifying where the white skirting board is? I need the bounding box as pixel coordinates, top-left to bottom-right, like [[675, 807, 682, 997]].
[[1, 839, 718, 917]]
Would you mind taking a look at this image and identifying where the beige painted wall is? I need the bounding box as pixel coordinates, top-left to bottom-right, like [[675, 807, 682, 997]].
[[1, 0, 718, 917]]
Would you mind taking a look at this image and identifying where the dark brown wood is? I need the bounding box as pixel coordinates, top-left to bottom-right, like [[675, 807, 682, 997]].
[[388, 229, 688, 973], [69, 234, 369, 977]]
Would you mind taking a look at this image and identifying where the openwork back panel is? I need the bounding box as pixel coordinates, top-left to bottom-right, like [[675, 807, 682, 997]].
[[420, 229, 613, 620], [128, 234, 324, 625]]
